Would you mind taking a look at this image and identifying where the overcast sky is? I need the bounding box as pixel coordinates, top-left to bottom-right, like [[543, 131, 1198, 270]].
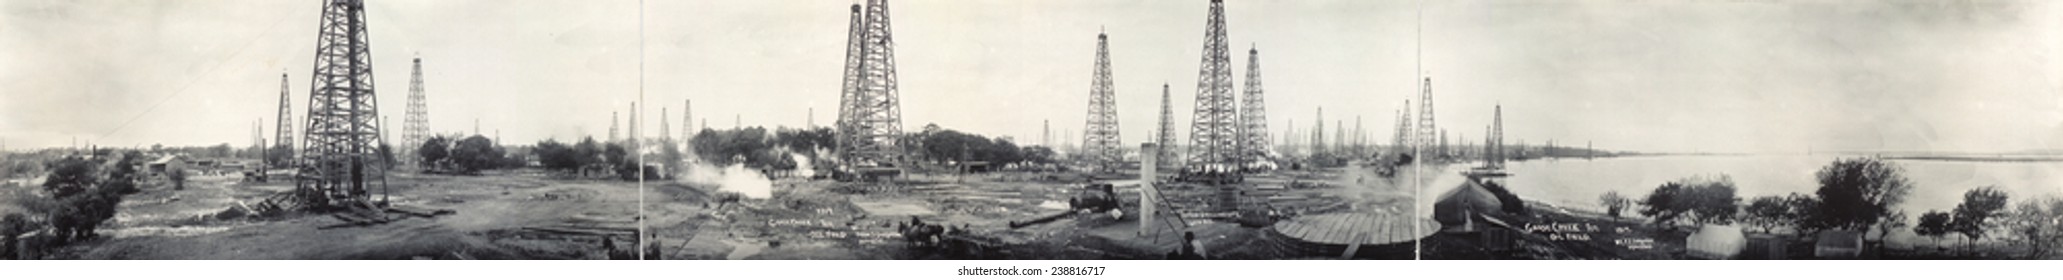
[[3, 0, 2058, 154]]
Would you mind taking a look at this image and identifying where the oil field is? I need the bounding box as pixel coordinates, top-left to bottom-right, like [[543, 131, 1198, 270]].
[[1, 0, 1440, 260], [10, 0, 2058, 262]]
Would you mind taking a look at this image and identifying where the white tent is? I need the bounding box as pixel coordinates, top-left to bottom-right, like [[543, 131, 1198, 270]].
[[1686, 225, 1745, 259]]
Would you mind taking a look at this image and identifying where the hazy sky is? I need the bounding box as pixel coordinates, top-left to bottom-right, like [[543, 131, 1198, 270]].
[[3, 0, 2058, 154]]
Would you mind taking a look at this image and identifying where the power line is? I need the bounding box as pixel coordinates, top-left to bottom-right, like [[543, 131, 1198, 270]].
[[99, 6, 304, 141]]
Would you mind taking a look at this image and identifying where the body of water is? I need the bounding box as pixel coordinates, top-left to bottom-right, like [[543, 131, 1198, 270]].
[[1417, 155, 2063, 247]]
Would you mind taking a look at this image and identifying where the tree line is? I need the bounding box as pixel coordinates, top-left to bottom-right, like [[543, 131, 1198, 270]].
[[1600, 157, 2063, 258]]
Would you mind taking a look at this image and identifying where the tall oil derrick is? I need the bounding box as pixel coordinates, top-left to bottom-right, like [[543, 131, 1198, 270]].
[[1311, 107, 1324, 156], [836, 0, 906, 168], [660, 108, 669, 143], [1081, 31, 1122, 171], [1238, 46, 1270, 162], [273, 72, 294, 168], [1185, 0, 1240, 171], [298, 0, 386, 207], [683, 100, 693, 160], [1439, 129, 1448, 159], [1397, 99, 1413, 153], [1282, 118, 1295, 156], [401, 57, 429, 170], [1352, 116, 1363, 155], [1491, 104, 1504, 168], [1415, 77, 1436, 155], [1042, 120, 1050, 147], [1155, 83, 1178, 169], [609, 112, 619, 143], [1334, 120, 1344, 155], [835, 4, 864, 150], [1392, 108, 1408, 154]]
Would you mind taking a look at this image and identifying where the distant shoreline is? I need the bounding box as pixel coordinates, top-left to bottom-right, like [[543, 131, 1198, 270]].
[[1879, 156, 2063, 163]]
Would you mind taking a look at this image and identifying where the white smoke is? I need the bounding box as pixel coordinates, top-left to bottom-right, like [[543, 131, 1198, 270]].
[[684, 161, 773, 199], [791, 153, 816, 178]]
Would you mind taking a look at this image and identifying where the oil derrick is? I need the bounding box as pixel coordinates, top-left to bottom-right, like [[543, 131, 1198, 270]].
[[1238, 46, 1270, 162], [1081, 31, 1122, 172], [1311, 107, 1324, 156], [1282, 118, 1295, 156], [1185, 0, 1240, 171], [1156, 83, 1178, 169], [660, 108, 669, 143], [1352, 116, 1363, 155], [682, 99, 691, 142], [834, 0, 906, 168], [273, 72, 294, 168], [1416, 77, 1436, 155], [834, 4, 864, 152], [1439, 129, 1449, 159], [1491, 104, 1504, 168], [609, 112, 619, 143], [401, 57, 429, 170], [298, 0, 386, 208], [1334, 120, 1344, 155], [1397, 100, 1413, 154], [1392, 108, 1408, 154], [693, 98, 701, 142]]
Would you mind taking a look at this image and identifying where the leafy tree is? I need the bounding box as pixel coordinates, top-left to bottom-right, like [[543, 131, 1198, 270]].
[[2005, 197, 2063, 259], [418, 136, 451, 170], [574, 137, 604, 168], [1951, 186, 2009, 247], [1784, 193, 1827, 234], [1599, 191, 1630, 220], [27, 152, 143, 243], [266, 143, 294, 168], [1915, 210, 1953, 248], [1742, 195, 1790, 233], [1814, 158, 1914, 232], [533, 139, 580, 172], [1021, 146, 1058, 164], [1639, 176, 1739, 228], [2, 212, 38, 259], [208, 144, 233, 158], [448, 135, 503, 174]]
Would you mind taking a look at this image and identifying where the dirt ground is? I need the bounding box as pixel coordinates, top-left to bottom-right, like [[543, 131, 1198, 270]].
[[36, 163, 1418, 260]]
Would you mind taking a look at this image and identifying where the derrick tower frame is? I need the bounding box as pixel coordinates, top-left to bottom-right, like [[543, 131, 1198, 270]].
[[298, 0, 386, 207], [1185, 0, 1239, 171], [1081, 31, 1121, 171]]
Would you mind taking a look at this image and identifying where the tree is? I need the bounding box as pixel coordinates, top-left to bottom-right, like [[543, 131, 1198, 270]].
[[1742, 195, 1789, 233], [1021, 146, 1058, 164], [1599, 191, 1630, 220], [1951, 186, 2009, 248], [1915, 210, 1953, 248], [1639, 176, 1740, 228], [448, 135, 503, 174], [2005, 197, 2063, 259], [1, 213, 36, 259], [1814, 158, 1914, 232], [418, 136, 451, 170], [28, 153, 142, 243], [1784, 193, 1827, 234], [266, 143, 294, 168], [533, 139, 580, 172]]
